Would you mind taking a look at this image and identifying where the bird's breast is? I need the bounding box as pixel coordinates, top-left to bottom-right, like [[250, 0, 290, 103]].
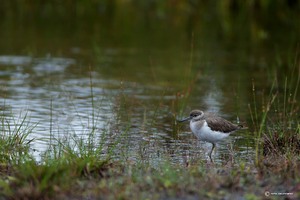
[[190, 120, 229, 143]]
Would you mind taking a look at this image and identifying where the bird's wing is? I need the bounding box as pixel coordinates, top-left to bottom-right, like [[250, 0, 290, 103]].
[[206, 117, 240, 133]]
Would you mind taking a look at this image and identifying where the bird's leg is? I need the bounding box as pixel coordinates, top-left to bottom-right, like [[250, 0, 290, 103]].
[[209, 143, 215, 162]]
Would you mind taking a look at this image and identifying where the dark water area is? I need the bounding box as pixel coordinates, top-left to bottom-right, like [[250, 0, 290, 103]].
[[0, 1, 299, 164]]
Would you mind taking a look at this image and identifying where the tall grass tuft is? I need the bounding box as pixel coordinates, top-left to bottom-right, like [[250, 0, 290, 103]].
[[262, 62, 300, 158], [249, 53, 300, 166], [0, 111, 35, 164]]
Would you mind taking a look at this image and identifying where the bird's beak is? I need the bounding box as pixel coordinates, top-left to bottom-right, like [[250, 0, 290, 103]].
[[177, 116, 192, 123]]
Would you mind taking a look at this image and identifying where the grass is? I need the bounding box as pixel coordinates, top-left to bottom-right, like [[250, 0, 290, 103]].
[[249, 61, 300, 165], [0, 57, 300, 199], [0, 111, 35, 164], [245, 56, 300, 200]]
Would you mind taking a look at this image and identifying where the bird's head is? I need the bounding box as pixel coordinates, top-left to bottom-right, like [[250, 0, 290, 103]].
[[177, 110, 204, 122]]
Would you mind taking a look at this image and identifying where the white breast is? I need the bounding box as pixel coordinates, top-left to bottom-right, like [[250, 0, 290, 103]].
[[190, 120, 229, 143]]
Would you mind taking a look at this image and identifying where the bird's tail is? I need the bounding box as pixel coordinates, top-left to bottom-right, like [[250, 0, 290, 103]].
[[238, 124, 248, 130]]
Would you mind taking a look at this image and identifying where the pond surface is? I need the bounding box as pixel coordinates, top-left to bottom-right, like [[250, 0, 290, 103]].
[[0, 3, 299, 164]]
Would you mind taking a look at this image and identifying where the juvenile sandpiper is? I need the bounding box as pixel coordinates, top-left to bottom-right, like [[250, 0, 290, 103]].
[[178, 110, 243, 162]]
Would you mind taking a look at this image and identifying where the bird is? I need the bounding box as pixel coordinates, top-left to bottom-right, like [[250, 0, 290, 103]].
[[177, 109, 243, 162]]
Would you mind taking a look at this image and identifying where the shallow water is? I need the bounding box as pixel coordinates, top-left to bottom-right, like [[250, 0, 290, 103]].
[[0, 3, 299, 164]]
